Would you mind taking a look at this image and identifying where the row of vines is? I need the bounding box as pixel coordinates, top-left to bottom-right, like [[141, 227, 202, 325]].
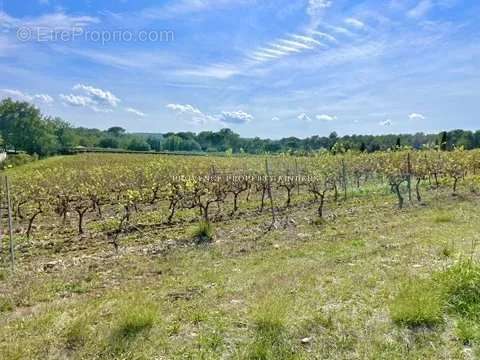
[[2, 149, 480, 246]]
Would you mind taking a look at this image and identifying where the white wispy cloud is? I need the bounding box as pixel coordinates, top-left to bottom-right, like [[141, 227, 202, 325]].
[[311, 31, 338, 43], [409, 112, 426, 120], [298, 113, 312, 122], [1, 88, 54, 103], [61, 84, 120, 112], [379, 119, 393, 126], [316, 114, 337, 121], [345, 18, 365, 29], [176, 64, 240, 79], [166, 103, 203, 115], [140, 0, 252, 19], [307, 0, 333, 16], [166, 103, 215, 125], [73, 84, 120, 107], [322, 24, 357, 38], [0, 11, 98, 31], [408, 0, 433, 18], [248, 32, 331, 64], [219, 110, 253, 125], [33, 94, 54, 103], [60, 94, 96, 108], [166, 104, 252, 125], [272, 116, 280, 122], [125, 107, 147, 117]]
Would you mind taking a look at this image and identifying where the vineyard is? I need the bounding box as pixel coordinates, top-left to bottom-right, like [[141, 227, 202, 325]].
[[2, 148, 480, 245], [1, 150, 480, 359]]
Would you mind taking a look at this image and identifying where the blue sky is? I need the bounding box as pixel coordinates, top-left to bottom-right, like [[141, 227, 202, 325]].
[[0, 0, 479, 138]]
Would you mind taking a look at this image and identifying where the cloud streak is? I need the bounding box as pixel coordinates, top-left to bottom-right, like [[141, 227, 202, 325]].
[[409, 113, 426, 120], [125, 107, 147, 117], [219, 110, 253, 124], [316, 114, 337, 121], [166, 104, 253, 125], [1, 88, 54, 104]]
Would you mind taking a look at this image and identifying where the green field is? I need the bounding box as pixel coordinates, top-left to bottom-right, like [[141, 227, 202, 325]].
[[1, 153, 480, 359]]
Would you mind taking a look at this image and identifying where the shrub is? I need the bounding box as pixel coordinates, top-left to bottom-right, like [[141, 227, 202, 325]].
[[391, 262, 480, 331], [65, 318, 89, 349], [440, 261, 480, 319], [390, 279, 444, 327], [2, 153, 37, 169], [243, 298, 297, 360], [107, 301, 157, 355], [114, 304, 156, 338], [455, 318, 479, 345], [193, 221, 214, 243]]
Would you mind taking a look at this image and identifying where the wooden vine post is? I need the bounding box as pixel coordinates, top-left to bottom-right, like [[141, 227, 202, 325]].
[[0, 177, 3, 260], [295, 158, 300, 196], [407, 153, 412, 203], [265, 158, 276, 228], [5, 176, 14, 271]]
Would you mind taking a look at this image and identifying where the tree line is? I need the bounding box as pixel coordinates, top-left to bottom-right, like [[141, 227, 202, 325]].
[[1, 98, 480, 157]]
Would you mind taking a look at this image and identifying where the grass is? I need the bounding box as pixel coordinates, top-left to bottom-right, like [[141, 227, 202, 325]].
[[192, 221, 214, 243], [242, 297, 298, 360], [433, 211, 455, 223], [440, 261, 480, 319], [1, 187, 480, 359], [64, 317, 89, 350], [390, 260, 480, 349], [455, 318, 479, 345], [390, 279, 444, 327], [0, 296, 14, 313], [113, 302, 157, 339]]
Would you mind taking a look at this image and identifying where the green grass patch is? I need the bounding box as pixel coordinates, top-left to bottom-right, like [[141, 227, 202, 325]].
[[113, 302, 156, 339], [391, 260, 480, 345], [64, 317, 89, 350], [455, 318, 480, 345], [390, 279, 444, 327], [192, 221, 214, 243], [440, 261, 480, 319], [351, 239, 366, 248], [433, 212, 454, 224], [242, 297, 299, 360], [0, 296, 14, 313]]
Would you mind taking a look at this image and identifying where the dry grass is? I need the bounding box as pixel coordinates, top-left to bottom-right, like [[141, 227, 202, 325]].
[[0, 187, 479, 359]]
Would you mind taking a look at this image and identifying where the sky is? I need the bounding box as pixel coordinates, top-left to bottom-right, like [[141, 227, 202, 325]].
[[0, 0, 479, 139]]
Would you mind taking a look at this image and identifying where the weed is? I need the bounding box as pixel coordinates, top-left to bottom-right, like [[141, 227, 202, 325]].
[[433, 212, 454, 224], [0, 296, 14, 313], [392, 261, 480, 344], [439, 261, 480, 319], [113, 303, 156, 339], [455, 318, 479, 345], [351, 239, 365, 248], [193, 221, 214, 243], [390, 279, 444, 327], [442, 245, 453, 257], [243, 298, 298, 359], [197, 330, 224, 352], [65, 317, 89, 349]]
